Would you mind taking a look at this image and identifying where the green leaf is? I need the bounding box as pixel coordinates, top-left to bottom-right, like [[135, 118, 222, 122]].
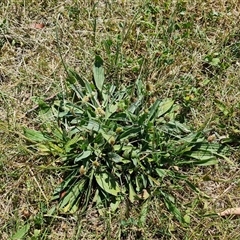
[[215, 100, 229, 116], [110, 197, 122, 212], [118, 126, 141, 140], [86, 120, 100, 132], [179, 154, 218, 166], [46, 206, 56, 216], [139, 200, 149, 226], [35, 143, 52, 155], [93, 55, 104, 92], [147, 99, 160, 122], [12, 223, 30, 239], [156, 168, 167, 178], [84, 80, 93, 95], [192, 159, 218, 166], [163, 121, 191, 135], [148, 175, 160, 186], [105, 103, 118, 119], [210, 57, 220, 66], [141, 174, 148, 188], [108, 152, 123, 163], [99, 129, 115, 143], [102, 84, 116, 106], [52, 171, 77, 199], [75, 150, 92, 163], [33, 229, 41, 238], [40, 142, 64, 155], [186, 150, 216, 161], [66, 68, 85, 86], [59, 187, 76, 210], [37, 99, 51, 112], [60, 179, 87, 213], [163, 194, 184, 223], [69, 84, 84, 99], [65, 135, 81, 153], [128, 182, 137, 203], [183, 214, 191, 224], [95, 172, 120, 196], [128, 96, 144, 114], [185, 180, 199, 193], [158, 99, 174, 117], [63, 199, 79, 214], [135, 79, 145, 97], [24, 128, 49, 142]]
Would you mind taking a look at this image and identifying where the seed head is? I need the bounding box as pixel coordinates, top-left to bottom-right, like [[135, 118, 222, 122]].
[[146, 83, 154, 92], [207, 134, 216, 142], [95, 107, 105, 116], [116, 127, 123, 134], [109, 136, 115, 145], [92, 160, 100, 167], [79, 165, 86, 176], [82, 95, 90, 103]]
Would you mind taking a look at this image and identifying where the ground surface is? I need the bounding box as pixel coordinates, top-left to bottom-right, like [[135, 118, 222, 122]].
[[0, 1, 240, 239]]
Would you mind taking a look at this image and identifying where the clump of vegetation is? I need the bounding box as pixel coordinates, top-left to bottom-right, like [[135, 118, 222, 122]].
[[24, 55, 227, 222]]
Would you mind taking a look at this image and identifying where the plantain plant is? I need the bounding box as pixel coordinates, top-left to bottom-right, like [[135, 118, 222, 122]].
[[24, 55, 227, 222]]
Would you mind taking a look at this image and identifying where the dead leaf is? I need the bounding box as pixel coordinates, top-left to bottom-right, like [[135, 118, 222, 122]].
[[218, 207, 240, 217], [60, 191, 66, 199], [173, 166, 179, 171], [207, 134, 216, 143], [31, 23, 45, 29], [137, 189, 150, 200]]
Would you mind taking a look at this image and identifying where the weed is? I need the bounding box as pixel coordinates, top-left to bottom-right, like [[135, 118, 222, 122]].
[[24, 55, 227, 224]]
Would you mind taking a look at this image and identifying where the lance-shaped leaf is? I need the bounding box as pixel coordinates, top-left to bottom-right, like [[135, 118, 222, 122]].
[[12, 223, 30, 240], [95, 172, 121, 196], [75, 150, 92, 163], [24, 128, 49, 142], [93, 55, 104, 93], [158, 98, 175, 117]]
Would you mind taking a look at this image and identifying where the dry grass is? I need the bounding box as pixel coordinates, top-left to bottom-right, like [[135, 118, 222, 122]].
[[0, 0, 239, 239]]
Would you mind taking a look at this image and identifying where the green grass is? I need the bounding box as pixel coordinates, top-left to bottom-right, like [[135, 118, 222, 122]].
[[0, 1, 240, 239]]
